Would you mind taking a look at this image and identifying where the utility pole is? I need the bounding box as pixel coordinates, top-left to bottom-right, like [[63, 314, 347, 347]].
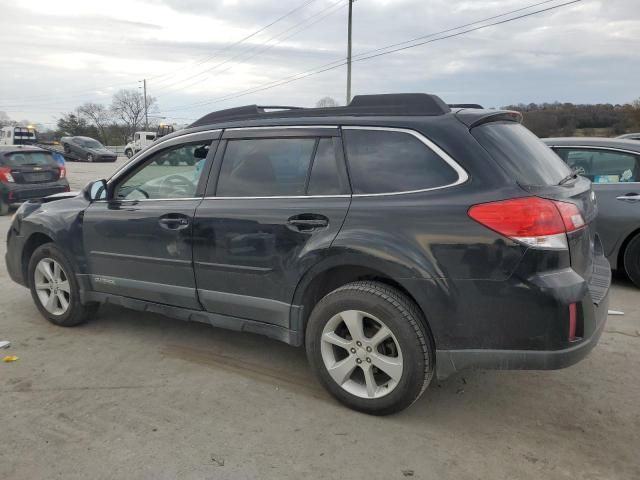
[[346, 0, 354, 105], [142, 79, 149, 130]]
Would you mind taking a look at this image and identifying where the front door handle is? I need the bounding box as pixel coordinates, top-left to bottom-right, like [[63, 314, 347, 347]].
[[158, 214, 190, 230], [616, 193, 640, 202], [287, 214, 329, 232]]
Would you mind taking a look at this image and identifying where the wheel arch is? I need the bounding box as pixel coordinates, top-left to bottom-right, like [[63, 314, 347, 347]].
[[291, 253, 437, 347], [21, 231, 55, 286]]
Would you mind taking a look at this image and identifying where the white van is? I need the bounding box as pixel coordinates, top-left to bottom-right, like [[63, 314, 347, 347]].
[[0, 126, 38, 146]]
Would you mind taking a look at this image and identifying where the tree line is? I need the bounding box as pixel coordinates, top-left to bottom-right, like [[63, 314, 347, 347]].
[[2, 95, 639, 145], [504, 99, 640, 138]]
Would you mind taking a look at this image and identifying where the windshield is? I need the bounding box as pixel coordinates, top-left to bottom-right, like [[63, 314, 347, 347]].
[[79, 138, 103, 148], [472, 122, 572, 186], [2, 151, 57, 167]]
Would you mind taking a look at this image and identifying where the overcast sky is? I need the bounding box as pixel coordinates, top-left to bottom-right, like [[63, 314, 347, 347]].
[[0, 0, 638, 128]]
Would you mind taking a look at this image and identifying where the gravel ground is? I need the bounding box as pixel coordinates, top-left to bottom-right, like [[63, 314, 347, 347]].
[[0, 158, 639, 479]]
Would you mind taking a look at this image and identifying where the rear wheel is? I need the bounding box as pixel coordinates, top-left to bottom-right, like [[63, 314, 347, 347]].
[[623, 234, 640, 288], [306, 281, 434, 415], [28, 243, 98, 327], [63, 143, 70, 154], [0, 199, 9, 216]]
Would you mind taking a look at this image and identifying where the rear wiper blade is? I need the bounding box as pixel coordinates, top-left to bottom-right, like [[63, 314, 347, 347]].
[[558, 168, 579, 185]]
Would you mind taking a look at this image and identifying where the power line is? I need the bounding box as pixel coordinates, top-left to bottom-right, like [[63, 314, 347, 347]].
[[159, 0, 581, 115], [152, 0, 347, 94], [0, 0, 321, 106], [150, 0, 321, 87]]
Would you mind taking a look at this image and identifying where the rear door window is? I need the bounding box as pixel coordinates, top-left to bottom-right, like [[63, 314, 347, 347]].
[[216, 138, 316, 197], [343, 129, 459, 194], [472, 122, 571, 186], [307, 138, 345, 195], [554, 148, 639, 183]]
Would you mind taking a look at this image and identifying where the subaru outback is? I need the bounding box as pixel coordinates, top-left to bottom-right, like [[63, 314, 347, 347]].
[[5, 94, 610, 415]]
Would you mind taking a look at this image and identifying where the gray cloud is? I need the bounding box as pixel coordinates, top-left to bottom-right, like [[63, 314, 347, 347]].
[[0, 0, 638, 126]]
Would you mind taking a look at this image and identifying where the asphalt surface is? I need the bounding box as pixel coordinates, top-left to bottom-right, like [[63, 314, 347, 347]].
[[1, 158, 639, 479]]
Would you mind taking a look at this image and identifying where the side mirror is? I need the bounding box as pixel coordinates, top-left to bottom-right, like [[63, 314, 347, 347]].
[[83, 179, 108, 201]]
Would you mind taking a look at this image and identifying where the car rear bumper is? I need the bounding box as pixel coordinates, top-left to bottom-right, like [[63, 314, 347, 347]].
[[2, 182, 70, 203], [435, 250, 611, 379]]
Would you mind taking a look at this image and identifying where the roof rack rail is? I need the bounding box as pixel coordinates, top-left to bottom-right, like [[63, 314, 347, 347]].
[[189, 93, 451, 127]]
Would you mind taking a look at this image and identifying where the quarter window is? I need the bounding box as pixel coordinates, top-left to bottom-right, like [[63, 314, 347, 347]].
[[217, 138, 316, 197], [114, 142, 211, 200], [554, 148, 639, 183], [343, 129, 459, 194]]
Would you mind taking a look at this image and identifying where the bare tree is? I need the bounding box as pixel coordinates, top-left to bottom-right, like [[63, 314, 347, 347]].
[[0, 111, 11, 128], [316, 96, 340, 108], [110, 89, 157, 139], [78, 102, 111, 143]]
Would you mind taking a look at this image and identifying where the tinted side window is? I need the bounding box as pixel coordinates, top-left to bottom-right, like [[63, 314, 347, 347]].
[[343, 129, 458, 194], [555, 148, 639, 183], [308, 138, 344, 195], [217, 138, 316, 197]]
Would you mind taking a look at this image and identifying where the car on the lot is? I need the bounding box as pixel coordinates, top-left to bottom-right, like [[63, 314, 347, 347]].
[[543, 137, 640, 287], [60, 136, 117, 162], [0, 145, 69, 215], [616, 133, 640, 141], [5, 94, 610, 415]]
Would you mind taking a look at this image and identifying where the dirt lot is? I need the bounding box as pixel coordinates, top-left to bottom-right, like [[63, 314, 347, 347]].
[[1, 158, 639, 479]]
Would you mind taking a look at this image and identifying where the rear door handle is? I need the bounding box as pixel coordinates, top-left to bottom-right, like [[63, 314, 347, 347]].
[[158, 214, 190, 230], [616, 194, 640, 201], [287, 214, 329, 232]]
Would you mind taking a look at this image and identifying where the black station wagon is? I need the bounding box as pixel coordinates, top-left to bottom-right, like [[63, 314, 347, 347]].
[[6, 94, 611, 415]]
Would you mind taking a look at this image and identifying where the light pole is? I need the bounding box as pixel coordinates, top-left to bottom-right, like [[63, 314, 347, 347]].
[[346, 0, 354, 105], [142, 79, 148, 130]]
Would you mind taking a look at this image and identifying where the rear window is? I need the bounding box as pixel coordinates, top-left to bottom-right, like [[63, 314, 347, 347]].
[[343, 129, 459, 194], [472, 122, 571, 186], [79, 138, 103, 148], [2, 151, 57, 167]]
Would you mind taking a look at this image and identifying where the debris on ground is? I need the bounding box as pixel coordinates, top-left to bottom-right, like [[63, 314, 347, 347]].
[[3, 355, 18, 362], [608, 310, 624, 316], [0, 341, 10, 349], [402, 469, 415, 477], [210, 454, 225, 467]]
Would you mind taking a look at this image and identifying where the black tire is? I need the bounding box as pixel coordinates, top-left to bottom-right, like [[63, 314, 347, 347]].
[[306, 281, 434, 415], [27, 243, 98, 327], [125, 149, 133, 159], [623, 234, 640, 288], [63, 143, 70, 154], [0, 199, 9, 216]]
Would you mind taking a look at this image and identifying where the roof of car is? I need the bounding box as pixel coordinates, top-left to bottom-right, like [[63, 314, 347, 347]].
[[542, 137, 640, 152], [0, 145, 47, 154]]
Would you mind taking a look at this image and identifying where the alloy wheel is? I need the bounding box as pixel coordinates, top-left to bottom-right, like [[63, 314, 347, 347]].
[[34, 258, 71, 316], [320, 310, 403, 399]]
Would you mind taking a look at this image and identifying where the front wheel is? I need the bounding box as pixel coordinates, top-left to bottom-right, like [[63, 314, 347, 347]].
[[125, 149, 133, 159], [28, 243, 98, 327], [306, 281, 434, 415]]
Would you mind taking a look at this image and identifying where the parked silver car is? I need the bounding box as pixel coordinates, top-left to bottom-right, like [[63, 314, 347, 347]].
[[60, 136, 117, 162], [543, 137, 640, 286]]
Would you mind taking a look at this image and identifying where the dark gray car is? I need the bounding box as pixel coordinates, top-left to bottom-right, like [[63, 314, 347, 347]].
[[543, 137, 640, 286], [60, 136, 117, 162]]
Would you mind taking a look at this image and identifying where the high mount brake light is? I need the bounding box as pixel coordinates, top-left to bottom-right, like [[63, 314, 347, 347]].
[[468, 197, 585, 250]]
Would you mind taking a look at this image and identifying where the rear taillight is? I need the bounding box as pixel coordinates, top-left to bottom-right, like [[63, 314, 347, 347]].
[[468, 197, 585, 250], [0, 167, 15, 183], [59, 166, 66, 179]]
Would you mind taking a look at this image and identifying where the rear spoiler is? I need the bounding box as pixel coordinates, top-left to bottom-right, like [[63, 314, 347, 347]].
[[455, 109, 523, 128]]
